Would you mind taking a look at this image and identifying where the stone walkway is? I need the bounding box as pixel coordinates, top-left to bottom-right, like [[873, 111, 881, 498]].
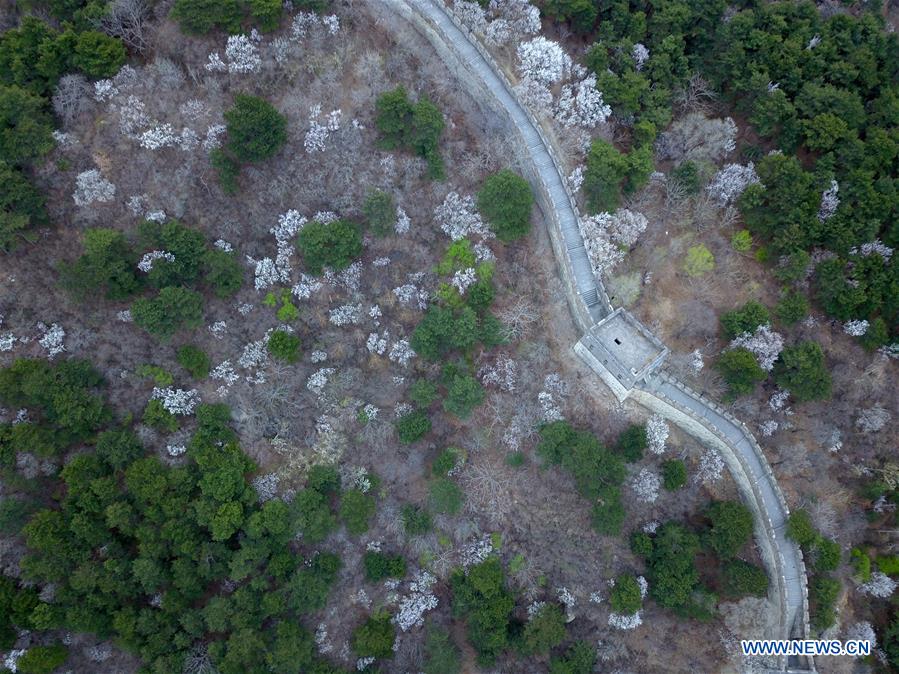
[[394, 0, 811, 664], [645, 376, 807, 636]]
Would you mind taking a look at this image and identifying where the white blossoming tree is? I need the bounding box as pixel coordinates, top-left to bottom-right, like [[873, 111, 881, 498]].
[[646, 414, 669, 454], [73, 169, 116, 206], [434, 192, 491, 241], [729, 325, 784, 372], [631, 468, 661, 503], [707, 162, 760, 205]]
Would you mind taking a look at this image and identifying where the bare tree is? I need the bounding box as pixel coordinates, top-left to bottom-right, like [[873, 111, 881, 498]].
[[496, 296, 539, 341], [98, 0, 155, 54], [462, 456, 518, 525], [672, 73, 718, 115], [52, 74, 92, 126]]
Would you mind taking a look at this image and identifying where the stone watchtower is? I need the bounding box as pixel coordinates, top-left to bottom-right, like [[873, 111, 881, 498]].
[[574, 308, 669, 402]]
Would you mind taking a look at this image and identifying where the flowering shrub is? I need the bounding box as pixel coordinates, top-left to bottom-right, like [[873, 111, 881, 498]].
[[73, 169, 116, 206], [818, 179, 839, 221], [707, 163, 760, 205], [516, 37, 571, 86], [434, 192, 491, 241], [646, 414, 669, 454], [151, 387, 200, 415], [37, 323, 66, 358], [697, 449, 724, 484], [631, 468, 661, 503], [554, 75, 611, 128], [729, 325, 784, 372], [137, 250, 175, 273], [304, 104, 342, 153], [394, 571, 439, 631]]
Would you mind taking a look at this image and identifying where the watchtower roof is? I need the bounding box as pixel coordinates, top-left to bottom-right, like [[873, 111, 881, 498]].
[[578, 308, 668, 389]]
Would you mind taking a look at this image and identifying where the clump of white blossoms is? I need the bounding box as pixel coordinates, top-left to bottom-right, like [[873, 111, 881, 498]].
[[94, 79, 118, 101], [395, 207, 411, 235], [137, 250, 175, 273], [453, 1, 488, 32], [557, 586, 577, 621], [314, 622, 332, 654], [689, 349, 704, 374], [578, 209, 648, 277], [340, 462, 378, 494], [818, 179, 839, 221], [554, 74, 611, 129], [238, 339, 268, 370], [152, 387, 200, 415], [859, 571, 897, 598], [38, 322, 66, 358], [769, 389, 790, 411], [474, 242, 495, 263], [329, 303, 362, 326], [202, 124, 227, 152], [516, 36, 571, 85], [633, 43, 650, 69], [388, 339, 415, 367], [843, 319, 869, 337], [568, 166, 584, 192], [608, 611, 643, 630], [698, 448, 724, 483], [138, 123, 179, 150], [307, 368, 335, 395], [452, 268, 477, 294], [115, 94, 149, 137], [250, 257, 279, 291], [607, 209, 649, 247], [252, 473, 280, 502], [206, 34, 261, 74], [646, 414, 669, 454], [271, 210, 307, 281], [434, 192, 492, 241], [483, 0, 541, 46], [392, 283, 429, 310], [394, 571, 439, 631], [3, 650, 25, 672], [304, 104, 342, 153], [208, 321, 227, 339], [310, 350, 327, 363], [845, 621, 876, 655], [293, 273, 323, 300], [73, 168, 116, 206], [459, 536, 494, 568], [322, 14, 340, 35], [631, 468, 661, 503], [85, 643, 112, 663], [707, 162, 760, 205], [478, 353, 517, 392], [166, 444, 186, 457], [210, 361, 240, 395], [0, 332, 16, 352], [580, 214, 624, 276], [369, 304, 382, 325], [538, 373, 568, 423], [850, 239, 893, 262], [327, 261, 362, 293], [366, 331, 389, 355], [856, 406, 891, 434], [759, 420, 779, 438], [729, 324, 784, 372]]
